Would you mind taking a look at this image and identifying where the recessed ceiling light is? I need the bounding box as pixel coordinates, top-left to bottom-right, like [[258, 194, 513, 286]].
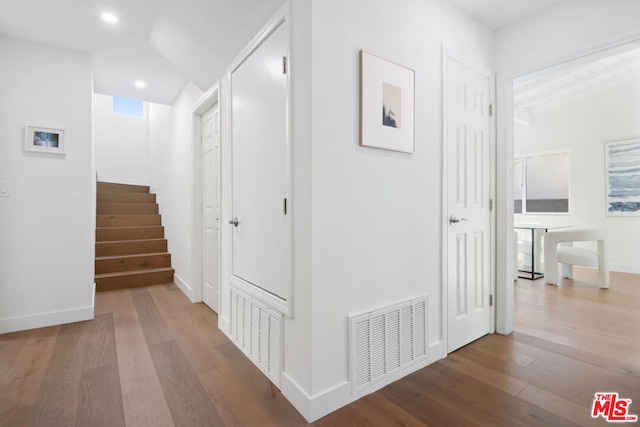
[[101, 12, 119, 24], [134, 80, 146, 88]]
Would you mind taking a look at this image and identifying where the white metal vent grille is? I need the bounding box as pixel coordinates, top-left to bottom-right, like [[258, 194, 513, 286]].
[[229, 287, 283, 386], [350, 296, 429, 395]]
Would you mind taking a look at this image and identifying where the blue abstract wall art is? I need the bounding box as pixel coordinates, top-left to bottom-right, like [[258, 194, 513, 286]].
[[605, 138, 640, 216]]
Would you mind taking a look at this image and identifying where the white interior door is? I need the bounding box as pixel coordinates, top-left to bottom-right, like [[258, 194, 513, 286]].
[[446, 53, 492, 353], [202, 104, 220, 312], [230, 21, 291, 304]]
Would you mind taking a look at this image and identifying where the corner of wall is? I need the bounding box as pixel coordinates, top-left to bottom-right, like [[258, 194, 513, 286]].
[[280, 374, 352, 423], [282, 340, 443, 423], [174, 274, 195, 302]]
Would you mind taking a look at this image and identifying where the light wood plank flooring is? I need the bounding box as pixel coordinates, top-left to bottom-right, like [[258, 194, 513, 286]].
[[1, 268, 638, 426]]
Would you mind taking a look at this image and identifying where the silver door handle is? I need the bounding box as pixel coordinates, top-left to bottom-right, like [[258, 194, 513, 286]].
[[449, 216, 468, 225], [229, 217, 239, 227]]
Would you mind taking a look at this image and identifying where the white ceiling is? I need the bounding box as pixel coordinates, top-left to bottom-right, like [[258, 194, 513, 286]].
[[3, 0, 611, 108], [0, 0, 284, 105], [446, 0, 564, 29]]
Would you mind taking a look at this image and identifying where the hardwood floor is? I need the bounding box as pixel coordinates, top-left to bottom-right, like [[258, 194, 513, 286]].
[[1, 268, 638, 426]]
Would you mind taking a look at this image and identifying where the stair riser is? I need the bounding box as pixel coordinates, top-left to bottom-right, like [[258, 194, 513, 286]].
[[97, 203, 159, 215], [97, 193, 156, 204], [97, 215, 161, 227], [96, 269, 174, 292], [97, 227, 164, 241], [95, 254, 172, 274], [96, 240, 168, 257], [97, 182, 150, 194]]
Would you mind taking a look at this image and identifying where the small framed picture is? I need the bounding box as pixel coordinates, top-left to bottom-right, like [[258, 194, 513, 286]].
[[24, 126, 65, 154], [360, 50, 415, 153]]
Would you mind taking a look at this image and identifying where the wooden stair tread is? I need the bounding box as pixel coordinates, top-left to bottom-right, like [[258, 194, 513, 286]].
[[96, 238, 166, 244], [95, 252, 170, 261], [96, 225, 165, 241], [95, 238, 168, 257], [97, 202, 159, 215], [95, 267, 174, 279], [96, 215, 162, 227], [97, 214, 161, 217], [96, 225, 162, 230], [97, 194, 156, 203], [97, 202, 157, 206], [97, 182, 150, 193]]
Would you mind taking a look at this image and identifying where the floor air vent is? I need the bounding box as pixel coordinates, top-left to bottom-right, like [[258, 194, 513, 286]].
[[229, 287, 283, 386], [350, 296, 428, 395]]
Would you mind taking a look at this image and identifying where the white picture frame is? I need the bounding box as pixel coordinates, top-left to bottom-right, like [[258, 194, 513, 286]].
[[359, 50, 415, 153], [24, 126, 65, 155]]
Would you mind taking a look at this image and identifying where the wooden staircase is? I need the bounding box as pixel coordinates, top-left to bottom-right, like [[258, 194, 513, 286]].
[[95, 182, 174, 292]]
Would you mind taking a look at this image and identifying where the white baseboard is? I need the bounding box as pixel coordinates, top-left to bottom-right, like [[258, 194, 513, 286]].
[[174, 274, 195, 302], [218, 315, 230, 335], [0, 303, 95, 334], [610, 264, 640, 275], [281, 340, 444, 423], [281, 375, 351, 423]]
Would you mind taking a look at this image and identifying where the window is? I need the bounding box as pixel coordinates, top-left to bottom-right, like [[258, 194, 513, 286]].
[[112, 96, 144, 117], [514, 151, 569, 214]]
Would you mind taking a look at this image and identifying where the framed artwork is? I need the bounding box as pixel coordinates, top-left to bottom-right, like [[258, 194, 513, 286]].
[[24, 126, 65, 154], [359, 50, 415, 153], [605, 138, 640, 216], [514, 151, 570, 214]]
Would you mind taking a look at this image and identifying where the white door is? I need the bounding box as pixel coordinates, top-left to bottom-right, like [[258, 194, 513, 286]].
[[202, 104, 220, 312], [230, 21, 291, 303], [445, 53, 492, 353]]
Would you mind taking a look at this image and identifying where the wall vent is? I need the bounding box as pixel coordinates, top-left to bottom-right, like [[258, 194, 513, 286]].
[[229, 286, 283, 386], [350, 296, 429, 395]]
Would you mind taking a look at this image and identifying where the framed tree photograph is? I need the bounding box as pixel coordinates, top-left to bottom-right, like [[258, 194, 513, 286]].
[[359, 50, 415, 153], [605, 138, 640, 216], [24, 126, 65, 155]]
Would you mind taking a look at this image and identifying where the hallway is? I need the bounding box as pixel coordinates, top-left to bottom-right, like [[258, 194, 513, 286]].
[[1, 268, 638, 426]]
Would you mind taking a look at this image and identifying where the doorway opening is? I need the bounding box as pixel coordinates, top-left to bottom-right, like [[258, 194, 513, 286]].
[[496, 34, 640, 334]]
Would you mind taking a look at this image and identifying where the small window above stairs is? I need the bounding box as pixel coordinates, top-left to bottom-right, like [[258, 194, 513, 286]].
[[95, 182, 174, 292]]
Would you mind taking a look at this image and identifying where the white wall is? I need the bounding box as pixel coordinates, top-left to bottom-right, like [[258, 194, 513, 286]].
[[94, 93, 151, 186], [282, 0, 313, 410], [275, 0, 494, 420], [515, 78, 640, 273], [149, 82, 204, 299], [494, 0, 640, 75], [0, 36, 94, 333]]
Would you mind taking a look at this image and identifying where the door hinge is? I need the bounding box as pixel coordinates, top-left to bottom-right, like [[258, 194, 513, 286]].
[[489, 198, 493, 211], [282, 56, 288, 74], [489, 294, 494, 307], [489, 103, 493, 117], [284, 198, 288, 215]]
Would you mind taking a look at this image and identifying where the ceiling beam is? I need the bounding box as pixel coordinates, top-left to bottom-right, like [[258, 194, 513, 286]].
[[513, 44, 640, 94], [515, 61, 640, 110]]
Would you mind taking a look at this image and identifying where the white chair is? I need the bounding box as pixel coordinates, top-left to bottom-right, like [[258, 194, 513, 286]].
[[543, 228, 609, 288]]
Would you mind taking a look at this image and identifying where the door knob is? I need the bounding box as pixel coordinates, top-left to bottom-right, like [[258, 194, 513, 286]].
[[229, 217, 239, 227], [449, 216, 468, 225]]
